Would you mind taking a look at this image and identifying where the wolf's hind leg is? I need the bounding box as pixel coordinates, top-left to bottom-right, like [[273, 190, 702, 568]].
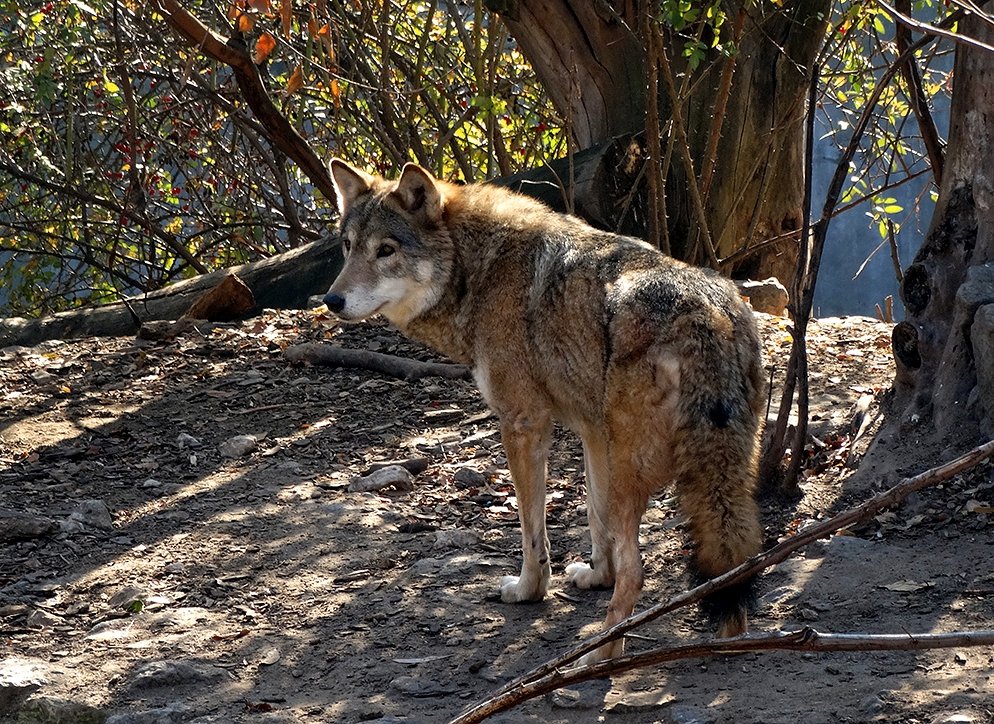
[[498, 411, 553, 603], [577, 455, 648, 665], [566, 431, 615, 589]]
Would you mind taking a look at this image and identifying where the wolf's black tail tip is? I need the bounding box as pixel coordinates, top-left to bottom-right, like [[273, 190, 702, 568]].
[[696, 575, 757, 637]]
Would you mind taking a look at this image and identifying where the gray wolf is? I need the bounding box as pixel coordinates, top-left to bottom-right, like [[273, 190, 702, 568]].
[[323, 160, 765, 663]]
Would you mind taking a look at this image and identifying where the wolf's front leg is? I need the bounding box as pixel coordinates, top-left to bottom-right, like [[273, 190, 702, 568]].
[[497, 411, 553, 603]]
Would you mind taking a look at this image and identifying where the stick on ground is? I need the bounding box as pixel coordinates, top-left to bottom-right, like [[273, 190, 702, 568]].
[[451, 438, 994, 723]]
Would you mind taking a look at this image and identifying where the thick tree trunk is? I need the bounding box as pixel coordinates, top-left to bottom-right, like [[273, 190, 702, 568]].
[[679, 2, 828, 281], [487, 1, 647, 147], [892, 13, 994, 439], [486, 0, 828, 283]]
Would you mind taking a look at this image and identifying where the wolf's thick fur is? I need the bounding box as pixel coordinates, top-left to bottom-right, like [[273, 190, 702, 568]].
[[324, 160, 765, 662]]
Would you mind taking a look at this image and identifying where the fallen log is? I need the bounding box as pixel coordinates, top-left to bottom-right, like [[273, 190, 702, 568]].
[[0, 235, 342, 348]]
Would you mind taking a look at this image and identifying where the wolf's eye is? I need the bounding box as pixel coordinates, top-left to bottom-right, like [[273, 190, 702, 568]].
[[342, 237, 351, 254], [376, 244, 396, 259]]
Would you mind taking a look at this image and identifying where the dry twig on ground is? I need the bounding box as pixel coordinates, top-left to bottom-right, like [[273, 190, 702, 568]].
[[452, 438, 994, 723]]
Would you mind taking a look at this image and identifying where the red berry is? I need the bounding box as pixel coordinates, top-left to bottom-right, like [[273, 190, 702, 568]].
[[171, 187, 181, 195]]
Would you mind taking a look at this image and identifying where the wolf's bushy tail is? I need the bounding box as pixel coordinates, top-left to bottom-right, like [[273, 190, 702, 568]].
[[670, 310, 764, 637]]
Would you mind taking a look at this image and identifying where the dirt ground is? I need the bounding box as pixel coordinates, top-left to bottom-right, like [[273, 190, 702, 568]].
[[1, 309, 992, 724]]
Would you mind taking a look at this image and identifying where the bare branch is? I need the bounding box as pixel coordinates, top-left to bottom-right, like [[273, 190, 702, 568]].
[[452, 438, 994, 723], [452, 628, 994, 722]]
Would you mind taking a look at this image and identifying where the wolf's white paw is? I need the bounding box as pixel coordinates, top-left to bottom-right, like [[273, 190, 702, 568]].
[[575, 640, 623, 667], [499, 575, 543, 603], [566, 561, 612, 590]]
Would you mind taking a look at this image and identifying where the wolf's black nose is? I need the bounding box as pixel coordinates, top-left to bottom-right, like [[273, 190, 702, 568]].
[[324, 292, 345, 313]]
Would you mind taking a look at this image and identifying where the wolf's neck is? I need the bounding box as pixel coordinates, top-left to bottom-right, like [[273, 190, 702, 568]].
[[400, 264, 474, 366]]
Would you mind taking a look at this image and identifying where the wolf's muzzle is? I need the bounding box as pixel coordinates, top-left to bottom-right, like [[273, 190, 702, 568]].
[[323, 292, 346, 314]]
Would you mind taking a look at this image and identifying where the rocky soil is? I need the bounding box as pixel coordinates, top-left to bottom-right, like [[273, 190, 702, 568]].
[[1, 309, 992, 724]]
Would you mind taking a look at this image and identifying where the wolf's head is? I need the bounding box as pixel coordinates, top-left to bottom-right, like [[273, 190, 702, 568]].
[[323, 160, 454, 328]]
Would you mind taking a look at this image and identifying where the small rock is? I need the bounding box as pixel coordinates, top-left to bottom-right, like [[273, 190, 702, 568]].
[[127, 660, 227, 692], [25, 608, 61, 629], [0, 658, 46, 713], [0, 509, 58, 542], [736, 277, 789, 316], [453, 467, 487, 488], [348, 465, 415, 493], [799, 607, 819, 621], [434, 529, 480, 550], [176, 433, 202, 448], [549, 686, 600, 710], [860, 692, 886, 714], [108, 585, 148, 611], [30, 369, 57, 384], [219, 434, 259, 458], [142, 478, 162, 489], [163, 562, 186, 574], [67, 499, 114, 531]]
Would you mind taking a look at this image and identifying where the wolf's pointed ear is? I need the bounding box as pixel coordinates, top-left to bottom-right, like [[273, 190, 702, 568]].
[[393, 163, 443, 222], [330, 158, 373, 217]]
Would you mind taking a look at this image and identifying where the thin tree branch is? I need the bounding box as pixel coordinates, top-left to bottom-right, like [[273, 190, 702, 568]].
[[655, 27, 719, 268], [452, 438, 994, 723], [878, 0, 994, 55], [150, 0, 337, 202], [895, 0, 945, 186]]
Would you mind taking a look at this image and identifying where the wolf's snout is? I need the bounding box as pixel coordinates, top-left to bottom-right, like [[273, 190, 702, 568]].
[[324, 292, 346, 314]]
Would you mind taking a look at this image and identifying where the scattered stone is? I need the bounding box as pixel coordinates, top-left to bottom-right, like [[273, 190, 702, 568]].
[[549, 683, 606, 710], [126, 660, 227, 692], [604, 688, 676, 714], [0, 658, 46, 713], [799, 607, 819, 621], [0, 510, 57, 542], [388, 675, 458, 698], [175, 433, 202, 449], [141, 478, 162, 489], [433, 529, 480, 550], [218, 434, 259, 458], [860, 692, 886, 714], [736, 277, 789, 316], [163, 562, 186, 574], [30, 369, 57, 384], [67, 499, 114, 531], [453, 467, 487, 488], [25, 609, 61, 629], [348, 465, 415, 493], [108, 585, 148, 611]]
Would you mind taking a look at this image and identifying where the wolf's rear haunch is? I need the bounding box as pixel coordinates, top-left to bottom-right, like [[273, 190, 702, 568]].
[[324, 159, 765, 664]]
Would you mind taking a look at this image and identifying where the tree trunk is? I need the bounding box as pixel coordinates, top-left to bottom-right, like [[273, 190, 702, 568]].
[[487, 1, 647, 148], [892, 13, 994, 440], [486, 0, 829, 283]]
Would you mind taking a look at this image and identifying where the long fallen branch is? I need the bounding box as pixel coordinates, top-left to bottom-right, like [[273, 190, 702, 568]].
[[454, 627, 994, 722], [284, 342, 472, 382], [451, 437, 994, 723]]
